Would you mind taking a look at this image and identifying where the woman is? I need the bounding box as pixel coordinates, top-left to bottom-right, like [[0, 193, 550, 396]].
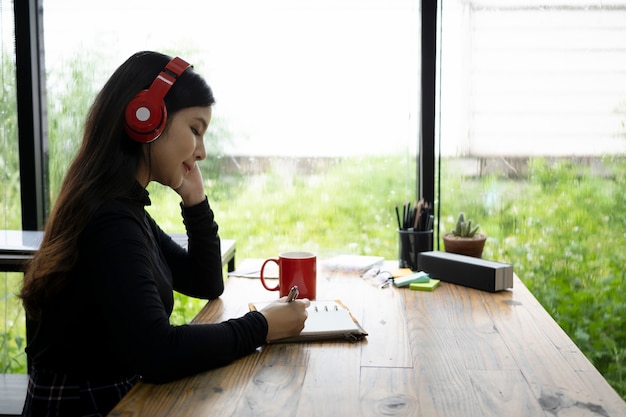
[[19, 51, 309, 416]]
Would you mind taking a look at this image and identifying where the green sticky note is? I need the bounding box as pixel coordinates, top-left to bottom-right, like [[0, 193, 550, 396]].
[[409, 279, 440, 292]]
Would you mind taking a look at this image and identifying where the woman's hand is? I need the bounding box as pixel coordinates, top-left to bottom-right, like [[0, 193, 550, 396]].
[[174, 162, 206, 207], [260, 298, 310, 342]]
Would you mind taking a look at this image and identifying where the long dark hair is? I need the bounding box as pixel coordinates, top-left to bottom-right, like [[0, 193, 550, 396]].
[[20, 51, 215, 319]]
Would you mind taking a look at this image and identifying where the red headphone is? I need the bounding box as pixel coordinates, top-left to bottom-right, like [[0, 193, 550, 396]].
[[124, 57, 192, 143]]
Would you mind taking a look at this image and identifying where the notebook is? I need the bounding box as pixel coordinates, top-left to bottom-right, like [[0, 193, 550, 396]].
[[321, 255, 385, 274], [228, 258, 279, 279], [249, 300, 368, 343]]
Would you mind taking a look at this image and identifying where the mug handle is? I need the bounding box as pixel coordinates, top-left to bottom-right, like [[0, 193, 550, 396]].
[[260, 258, 280, 291]]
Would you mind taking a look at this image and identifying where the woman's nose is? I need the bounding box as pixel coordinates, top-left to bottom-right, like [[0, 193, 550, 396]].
[[195, 138, 206, 161]]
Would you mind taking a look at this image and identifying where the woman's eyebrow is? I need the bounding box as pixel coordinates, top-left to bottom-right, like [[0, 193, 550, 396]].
[[193, 117, 208, 130]]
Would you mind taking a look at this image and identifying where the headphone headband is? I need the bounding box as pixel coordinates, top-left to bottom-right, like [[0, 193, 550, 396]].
[[124, 57, 192, 143]]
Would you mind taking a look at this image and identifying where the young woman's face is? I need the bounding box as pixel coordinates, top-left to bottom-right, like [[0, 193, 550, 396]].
[[139, 106, 212, 189]]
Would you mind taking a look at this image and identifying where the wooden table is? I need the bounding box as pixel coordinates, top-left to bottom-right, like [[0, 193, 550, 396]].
[[0, 230, 236, 272], [109, 263, 626, 417]]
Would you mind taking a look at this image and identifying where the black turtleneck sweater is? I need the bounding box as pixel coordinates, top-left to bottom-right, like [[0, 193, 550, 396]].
[[26, 186, 267, 383]]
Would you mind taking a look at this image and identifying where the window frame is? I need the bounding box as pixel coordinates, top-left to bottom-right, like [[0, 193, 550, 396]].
[[14, 0, 49, 230]]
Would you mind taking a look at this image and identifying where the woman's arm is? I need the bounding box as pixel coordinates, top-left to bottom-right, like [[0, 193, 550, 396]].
[[83, 203, 266, 382], [154, 198, 224, 299]]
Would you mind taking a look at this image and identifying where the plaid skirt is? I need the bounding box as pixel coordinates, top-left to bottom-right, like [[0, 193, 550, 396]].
[[21, 367, 139, 417]]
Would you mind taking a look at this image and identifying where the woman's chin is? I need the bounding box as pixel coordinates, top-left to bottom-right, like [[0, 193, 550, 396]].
[[173, 178, 185, 190]]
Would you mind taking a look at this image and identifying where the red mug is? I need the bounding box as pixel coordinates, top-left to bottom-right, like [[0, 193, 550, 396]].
[[260, 251, 317, 300]]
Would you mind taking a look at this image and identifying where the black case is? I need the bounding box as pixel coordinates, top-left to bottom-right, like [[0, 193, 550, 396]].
[[417, 251, 513, 292]]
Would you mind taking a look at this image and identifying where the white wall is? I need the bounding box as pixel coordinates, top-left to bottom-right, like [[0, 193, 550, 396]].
[[438, 0, 626, 157]]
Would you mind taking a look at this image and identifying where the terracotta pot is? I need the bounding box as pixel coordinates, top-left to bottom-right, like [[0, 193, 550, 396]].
[[442, 233, 487, 258]]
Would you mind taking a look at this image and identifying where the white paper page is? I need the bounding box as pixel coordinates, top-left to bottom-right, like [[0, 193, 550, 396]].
[[302, 301, 360, 335], [252, 300, 360, 336]]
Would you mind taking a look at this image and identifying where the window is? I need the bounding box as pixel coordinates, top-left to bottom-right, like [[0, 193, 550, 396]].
[[0, 1, 20, 231], [6, 0, 421, 354], [42, 0, 422, 261], [437, 0, 626, 397], [1, 0, 27, 373]]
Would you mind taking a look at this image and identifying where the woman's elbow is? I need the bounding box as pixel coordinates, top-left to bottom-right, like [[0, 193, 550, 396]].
[[207, 281, 225, 299]]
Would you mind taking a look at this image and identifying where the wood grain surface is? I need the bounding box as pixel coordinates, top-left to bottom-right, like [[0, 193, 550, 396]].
[[109, 267, 626, 417]]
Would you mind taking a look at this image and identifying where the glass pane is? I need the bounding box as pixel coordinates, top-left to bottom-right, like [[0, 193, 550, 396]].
[[43, 0, 421, 257], [0, 0, 20, 228], [1, 0, 27, 373], [438, 0, 626, 398], [42, 1, 420, 317]]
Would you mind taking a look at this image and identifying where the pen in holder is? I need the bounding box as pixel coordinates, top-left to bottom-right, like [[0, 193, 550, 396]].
[[398, 229, 433, 271]]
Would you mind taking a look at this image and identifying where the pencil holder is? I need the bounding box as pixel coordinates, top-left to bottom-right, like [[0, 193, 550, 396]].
[[398, 229, 433, 271]]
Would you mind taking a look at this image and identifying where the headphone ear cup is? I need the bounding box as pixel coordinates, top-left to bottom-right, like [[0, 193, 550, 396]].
[[124, 90, 167, 143], [124, 57, 191, 143]]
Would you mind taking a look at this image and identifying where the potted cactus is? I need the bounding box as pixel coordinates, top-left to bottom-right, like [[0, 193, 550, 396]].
[[442, 212, 486, 258]]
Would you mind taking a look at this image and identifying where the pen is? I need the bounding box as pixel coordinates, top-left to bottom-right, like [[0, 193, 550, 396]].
[[426, 214, 434, 231], [286, 285, 299, 302], [395, 204, 402, 230], [414, 199, 422, 229]]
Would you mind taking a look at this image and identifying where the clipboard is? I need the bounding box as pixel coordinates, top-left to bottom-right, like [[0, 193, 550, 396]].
[[249, 299, 368, 343]]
